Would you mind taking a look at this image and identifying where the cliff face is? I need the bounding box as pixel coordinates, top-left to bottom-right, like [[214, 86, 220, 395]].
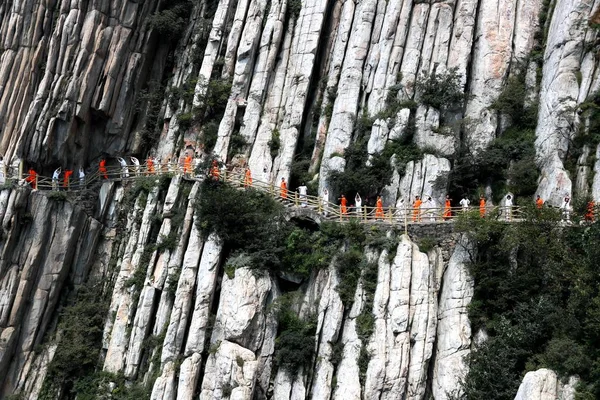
[[1, 0, 599, 398], [0, 180, 474, 399]]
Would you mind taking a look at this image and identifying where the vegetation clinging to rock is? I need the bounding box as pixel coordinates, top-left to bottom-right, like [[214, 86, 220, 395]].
[[457, 211, 600, 399]]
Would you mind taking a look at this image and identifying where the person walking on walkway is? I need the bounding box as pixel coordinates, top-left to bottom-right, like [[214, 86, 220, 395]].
[[504, 194, 514, 221], [340, 194, 348, 216], [79, 167, 85, 188], [131, 157, 141, 175], [355, 193, 362, 217], [459, 196, 470, 212], [26, 168, 38, 189], [184, 155, 193, 176], [117, 157, 129, 179], [99, 159, 108, 179], [322, 188, 329, 216], [560, 195, 572, 222], [52, 167, 61, 190], [585, 200, 595, 222], [375, 196, 384, 219], [412, 196, 422, 222], [210, 160, 220, 180], [298, 183, 308, 207], [479, 195, 486, 218], [63, 169, 73, 188], [146, 156, 155, 175], [423, 196, 436, 221], [0, 156, 5, 185], [244, 167, 253, 188], [443, 195, 452, 220], [536, 195, 544, 209], [280, 177, 288, 199]]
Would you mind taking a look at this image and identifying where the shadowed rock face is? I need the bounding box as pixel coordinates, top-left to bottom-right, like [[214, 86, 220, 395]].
[[0, 0, 599, 398]]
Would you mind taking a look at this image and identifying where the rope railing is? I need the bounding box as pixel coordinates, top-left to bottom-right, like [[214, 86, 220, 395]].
[[3, 163, 593, 225]]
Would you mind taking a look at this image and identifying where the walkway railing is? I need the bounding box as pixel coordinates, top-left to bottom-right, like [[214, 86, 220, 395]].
[[220, 170, 528, 225], [2, 163, 590, 225]]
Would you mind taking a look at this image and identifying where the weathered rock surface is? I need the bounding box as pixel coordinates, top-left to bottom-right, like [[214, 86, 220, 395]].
[[1, 0, 599, 398], [514, 369, 578, 400]]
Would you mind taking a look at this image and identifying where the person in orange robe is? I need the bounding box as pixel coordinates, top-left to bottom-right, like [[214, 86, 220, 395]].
[[479, 195, 486, 218], [99, 159, 108, 179], [280, 177, 288, 198], [25, 169, 38, 189], [63, 169, 73, 188], [146, 157, 155, 174], [244, 167, 252, 188], [210, 160, 220, 180], [443, 195, 452, 220], [183, 155, 192, 175], [375, 196, 384, 219], [340, 195, 348, 215], [536, 195, 544, 209], [412, 196, 422, 222], [585, 201, 595, 222]]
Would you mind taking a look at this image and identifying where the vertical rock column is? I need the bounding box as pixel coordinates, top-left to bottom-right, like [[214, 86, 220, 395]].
[[319, 0, 379, 191], [535, 0, 596, 205], [432, 235, 474, 400]]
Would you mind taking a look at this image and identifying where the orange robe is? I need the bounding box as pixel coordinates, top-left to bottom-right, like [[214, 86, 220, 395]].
[[375, 198, 384, 219], [585, 201, 595, 222], [412, 199, 422, 222], [211, 166, 220, 180], [183, 156, 192, 174], [280, 181, 288, 198], [147, 158, 155, 174], [244, 169, 252, 187], [340, 197, 347, 215], [99, 159, 108, 179], [26, 169, 37, 189], [479, 199, 486, 217], [536, 198, 544, 209], [64, 170, 73, 187], [443, 200, 451, 220]]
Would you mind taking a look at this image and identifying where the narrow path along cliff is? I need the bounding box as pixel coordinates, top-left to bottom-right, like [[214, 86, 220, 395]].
[[2, 0, 600, 399]]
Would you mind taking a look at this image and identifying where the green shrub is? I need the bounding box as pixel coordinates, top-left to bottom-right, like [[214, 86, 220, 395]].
[[415, 68, 466, 111], [147, 1, 193, 40], [490, 75, 537, 128], [47, 191, 68, 201], [40, 285, 109, 398], [459, 213, 600, 399], [335, 247, 365, 306], [287, 0, 302, 20], [268, 129, 281, 159], [273, 293, 317, 373]]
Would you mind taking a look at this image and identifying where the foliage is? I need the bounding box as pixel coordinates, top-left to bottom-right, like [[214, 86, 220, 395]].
[[448, 127, 538, 202], [324, 87, 337, 119], [195, 78, 233, 152], [458, 212, 600, 399], [40, 284, 109, 398], [287, 0, 302, 20], [147, 0, 193, 41], [415, 68, 466, 111], [335, 247, 365, 306], [196, 180, 354, 278], [328, 113, 393, 201], [195, 180, 288, 271], [490, 74, 537, 128], [71, 372, 151, 400], [46, 190, 68, 201], [137, 81, 165, 151], [268, 129, 281, 159], [273, 293, 317, 373]]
